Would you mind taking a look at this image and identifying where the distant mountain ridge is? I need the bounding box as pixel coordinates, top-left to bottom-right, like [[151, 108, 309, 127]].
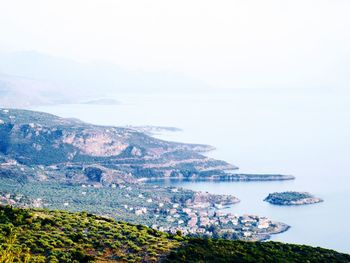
[[0, 73, 74, 108], [0, 51, 207, 108]]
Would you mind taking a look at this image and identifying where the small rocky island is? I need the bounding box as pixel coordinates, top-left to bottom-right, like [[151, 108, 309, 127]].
[[264, 191, 323, 206]]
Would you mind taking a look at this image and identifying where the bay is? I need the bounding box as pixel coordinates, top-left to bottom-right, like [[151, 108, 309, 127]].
[[35, 88, 350, 253]]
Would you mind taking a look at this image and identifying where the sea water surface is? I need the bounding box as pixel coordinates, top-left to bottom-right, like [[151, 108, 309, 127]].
[[35, 88, 350, 253]]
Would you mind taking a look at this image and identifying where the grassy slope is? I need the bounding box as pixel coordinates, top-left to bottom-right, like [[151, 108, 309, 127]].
[[0, 206, 349, 263], [165, 239, 350, 263], [0, 206, 181, 262]]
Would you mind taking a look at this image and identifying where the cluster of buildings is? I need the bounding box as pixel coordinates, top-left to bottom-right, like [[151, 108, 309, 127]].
[[85, 183, 281, 241], [121, 188, 277, 240], [150, 205, 275, 240]]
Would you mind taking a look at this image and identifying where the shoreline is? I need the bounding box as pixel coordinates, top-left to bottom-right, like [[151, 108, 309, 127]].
[[266, 198, 324, 206], [138, 173, 295, 183], [257, 223, 291, 242]]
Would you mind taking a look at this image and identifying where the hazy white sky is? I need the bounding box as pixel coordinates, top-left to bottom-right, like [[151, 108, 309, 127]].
[[1, 0, 350, 89]]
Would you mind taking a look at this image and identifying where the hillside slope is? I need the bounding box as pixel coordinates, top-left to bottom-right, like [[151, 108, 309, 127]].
[[0, 108, 233, 184], [0, 206, 349, 263]]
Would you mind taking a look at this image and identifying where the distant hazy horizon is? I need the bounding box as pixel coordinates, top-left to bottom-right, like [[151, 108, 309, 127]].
[[1, 0, 350, 94]]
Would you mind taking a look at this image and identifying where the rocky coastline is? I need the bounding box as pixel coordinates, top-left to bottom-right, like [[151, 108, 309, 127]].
[[139, 173, 295, 183]]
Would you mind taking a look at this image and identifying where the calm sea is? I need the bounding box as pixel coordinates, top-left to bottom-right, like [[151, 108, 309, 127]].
[[35, 88, 350, 253]]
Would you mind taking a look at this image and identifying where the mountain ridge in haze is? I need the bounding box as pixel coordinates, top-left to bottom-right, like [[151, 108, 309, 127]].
[[0, 51, 207, 108]]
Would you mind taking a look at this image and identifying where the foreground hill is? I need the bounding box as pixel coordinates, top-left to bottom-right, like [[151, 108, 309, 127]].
[[0, 206, 349, 263]]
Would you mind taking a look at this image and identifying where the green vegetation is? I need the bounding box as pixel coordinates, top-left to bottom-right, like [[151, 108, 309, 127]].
[[264, 191, 323, 205], [267, 192, 313, 202], [0, 179, 196, 227], [165, 238, 350, 263], [0, 206, 181, 262], [1, 206, 349, 263]]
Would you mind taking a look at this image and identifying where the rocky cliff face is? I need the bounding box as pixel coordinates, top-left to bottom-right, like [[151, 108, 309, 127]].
[[0, 108, 235, 185]]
